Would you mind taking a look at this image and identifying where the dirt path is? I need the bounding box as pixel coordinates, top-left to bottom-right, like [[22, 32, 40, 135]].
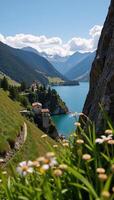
[[0, 122, 28, 168], [23, 122, 27, 142]]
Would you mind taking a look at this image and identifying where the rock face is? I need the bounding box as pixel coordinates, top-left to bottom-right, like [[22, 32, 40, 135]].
[[83, 0, 114, 131]]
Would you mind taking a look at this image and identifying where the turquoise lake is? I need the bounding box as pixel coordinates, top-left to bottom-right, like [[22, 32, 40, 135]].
[[52, 82, 89, 136]]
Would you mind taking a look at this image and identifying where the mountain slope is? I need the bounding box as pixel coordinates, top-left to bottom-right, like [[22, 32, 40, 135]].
[[0, 42, 65, 85], [64, 52, 91, 74], [47, 52, 91, 75], [65, 51, 96, 81], [0, 71, 20, 86], [0, 89, 55, 167], [22, 46, 40, 55], [22, 47, 91, 76]]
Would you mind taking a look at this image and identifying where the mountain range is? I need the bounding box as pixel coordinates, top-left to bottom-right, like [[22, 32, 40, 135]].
[[65, 51, 96, 81], [0, 42, 66, 86], [22, 46, 96, 82]]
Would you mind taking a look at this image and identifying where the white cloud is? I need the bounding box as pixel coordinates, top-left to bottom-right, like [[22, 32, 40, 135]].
[[67, 25, 103, 53], [89, 25, 102, 38], [0, 25, 102, 57]]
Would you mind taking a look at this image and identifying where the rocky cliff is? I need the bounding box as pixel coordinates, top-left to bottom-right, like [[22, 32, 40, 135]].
[[83, 0, 114, 131]]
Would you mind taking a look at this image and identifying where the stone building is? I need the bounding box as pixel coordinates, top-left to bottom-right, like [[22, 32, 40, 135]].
[[41, 109, 50, 130]]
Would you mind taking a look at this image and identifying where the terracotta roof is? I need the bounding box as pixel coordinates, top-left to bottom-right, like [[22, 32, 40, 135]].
[[32, 102, 42, 107], [41, 109, 50, 113]]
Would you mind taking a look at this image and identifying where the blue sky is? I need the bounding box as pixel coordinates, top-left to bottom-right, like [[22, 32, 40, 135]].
[[0, 0, 110, 56]]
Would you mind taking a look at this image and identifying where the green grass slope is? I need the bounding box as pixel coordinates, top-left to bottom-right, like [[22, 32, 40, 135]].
[[0, 89, 55, 167]]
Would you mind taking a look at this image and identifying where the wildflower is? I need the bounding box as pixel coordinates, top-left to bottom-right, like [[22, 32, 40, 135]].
[[95, 134, 112, 144], [46, 152, 55, 158], [96, 168, 105, 174], [62, 142, 69, 147], [37, 156, 45, 163], [49, 157, 58, 167], [79, 113, 84, 116], [53, 144, 58, 148], [98, 174, 107, 181], [82, 154, 91, 161], [17, 161, 33, 176], [101, 191, 110, 198], [76, 139, 84, 144], [101, 134, 112, 141], [44, 158, 50, 164], [32, 160, 40, 168], [53, 169, 63, 177], [62, 139, 69, 143], [2, 171, 7, 175], [95, 138, 104, 144], [59, 164, 68, 170], [41, 134, 47, 138], [41, 164, 49, 171], [105, 129, 113, 135], [74, 122, 81, 127], [107, 140, 114, 144]]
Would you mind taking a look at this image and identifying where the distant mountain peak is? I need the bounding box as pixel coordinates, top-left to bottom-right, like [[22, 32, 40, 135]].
[[22, 46, 40, 55]]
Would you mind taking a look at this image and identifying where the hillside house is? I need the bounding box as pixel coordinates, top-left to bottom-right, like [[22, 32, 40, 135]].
[[32, 102, 42, 114]]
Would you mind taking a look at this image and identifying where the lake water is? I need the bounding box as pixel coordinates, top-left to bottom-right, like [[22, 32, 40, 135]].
[[52, 82, 89, 136]]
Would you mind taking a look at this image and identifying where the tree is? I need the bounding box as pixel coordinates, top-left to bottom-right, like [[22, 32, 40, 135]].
[[1, 77, 9, 91], [20, 81, 26, 92], [28, 92, 38, 104], [20, 96, 29, 107], [48, 87, 51, 95]]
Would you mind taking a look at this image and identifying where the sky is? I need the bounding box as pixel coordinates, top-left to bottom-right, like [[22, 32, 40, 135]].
[[0, 0, 110, 56]]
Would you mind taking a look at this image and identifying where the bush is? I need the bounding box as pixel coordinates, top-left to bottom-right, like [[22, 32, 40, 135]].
[[19, 96, 29, 108]]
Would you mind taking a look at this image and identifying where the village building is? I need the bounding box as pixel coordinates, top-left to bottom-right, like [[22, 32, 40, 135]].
[[31, 81, 40, 92], [32, 102, 42, 114]]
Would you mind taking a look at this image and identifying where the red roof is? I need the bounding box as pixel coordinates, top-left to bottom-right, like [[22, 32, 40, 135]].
[[32, 102, 42, 107], [41, 109, 50, 113]]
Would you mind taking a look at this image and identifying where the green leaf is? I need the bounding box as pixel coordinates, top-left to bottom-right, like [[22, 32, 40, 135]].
[[68, 166, 99, 199], [18, 196, 29, 200], [70, 183, 88, 192], [61, 189, 68, 194], [103, 175, 112, 191], [101, 153, 110, 162]]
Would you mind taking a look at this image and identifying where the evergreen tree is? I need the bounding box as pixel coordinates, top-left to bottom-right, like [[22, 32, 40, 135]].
[[28, 92, 38, 104], [1, 77, 9, 91]]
